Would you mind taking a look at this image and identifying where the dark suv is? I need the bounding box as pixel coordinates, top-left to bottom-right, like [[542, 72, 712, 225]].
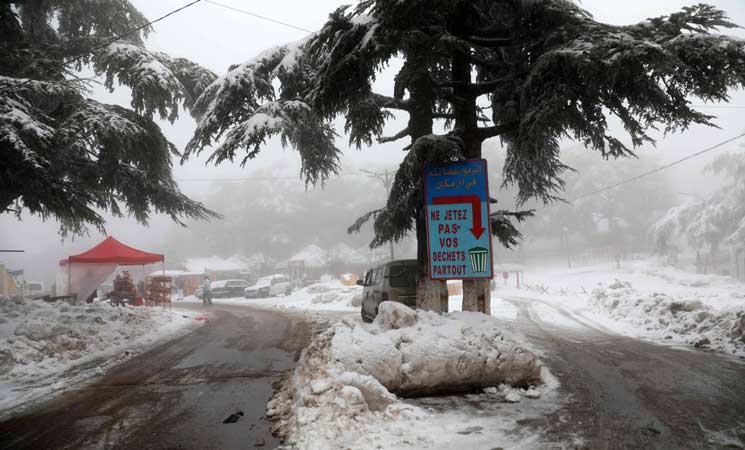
[[358, 259, 417, 322]]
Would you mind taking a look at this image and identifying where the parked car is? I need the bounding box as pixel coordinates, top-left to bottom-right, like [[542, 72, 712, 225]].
[[195, 279, 249, 299], [358, 259, 417, 323], [244, 274, 292, 298], [25, 281, 45, 295]]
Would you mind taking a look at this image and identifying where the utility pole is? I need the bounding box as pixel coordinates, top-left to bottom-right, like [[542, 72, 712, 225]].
[[361, 169, 395, 261]]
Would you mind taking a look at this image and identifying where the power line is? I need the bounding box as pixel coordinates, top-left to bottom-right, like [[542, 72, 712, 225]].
[[692, 105, 745, 109], [571, 131, 745, 202], [2, 0, 204, 94], [176, 172, 367, 182], [65, 0, 204, 69], [203, 0, 313, 33]]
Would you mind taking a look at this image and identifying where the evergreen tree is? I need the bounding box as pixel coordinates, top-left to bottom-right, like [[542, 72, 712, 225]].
[[187, 1, 745, 311], [652, 149, 745, 268], [0, 0, 218, 235], [522, 147, 674, 258]]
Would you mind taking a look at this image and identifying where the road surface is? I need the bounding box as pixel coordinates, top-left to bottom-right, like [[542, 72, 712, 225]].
[[0, 304, 313, 450], [501, 295, 745, 450], [2, 298, 744, 450]]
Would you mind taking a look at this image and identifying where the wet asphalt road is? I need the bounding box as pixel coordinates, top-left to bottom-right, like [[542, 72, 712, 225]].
[[0, 304, 312, 450], [503, 296, 745, 450], [2, 299, 745, 450]]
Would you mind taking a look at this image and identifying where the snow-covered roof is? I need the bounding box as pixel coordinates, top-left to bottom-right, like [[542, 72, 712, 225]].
[[149, 269, 205, 277], [183, 254, 269, 273], [289, 244, 328, 268]]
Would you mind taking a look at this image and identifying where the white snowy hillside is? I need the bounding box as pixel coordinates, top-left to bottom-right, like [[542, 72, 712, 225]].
[[269, 302, 557, 450], [487, 260, 745, 356], [0, 296, 202, 415]]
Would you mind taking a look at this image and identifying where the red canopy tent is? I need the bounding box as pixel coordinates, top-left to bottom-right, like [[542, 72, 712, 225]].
[[56, 237, 164, 303], [59, 236, 163, 266]]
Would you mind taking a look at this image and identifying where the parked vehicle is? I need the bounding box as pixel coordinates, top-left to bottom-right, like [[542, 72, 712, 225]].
[[244, 274, 292, 298], [358, 259, 417, 323], [195, 279, 249, 299], [25, 281, 46, 297]]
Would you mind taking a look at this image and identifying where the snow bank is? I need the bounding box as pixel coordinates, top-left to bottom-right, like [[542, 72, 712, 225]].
[[590, 281, 745, 356], [0, 296, 201, 412], [491, 260, 745, 355], [269, 302, 547, 449], [254, 280, 361, 312]]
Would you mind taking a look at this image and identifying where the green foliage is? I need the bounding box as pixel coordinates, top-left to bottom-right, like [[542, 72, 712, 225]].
[[93, 43, 217, 122], [184, 40, 342, 186], [0, 0, 218, 235]]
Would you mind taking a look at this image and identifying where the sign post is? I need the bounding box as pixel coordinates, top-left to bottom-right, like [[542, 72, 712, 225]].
[[425, 159, 493, 281]]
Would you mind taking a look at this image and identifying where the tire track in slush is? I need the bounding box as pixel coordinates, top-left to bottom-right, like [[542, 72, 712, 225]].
[[500, 295, 745, 450]]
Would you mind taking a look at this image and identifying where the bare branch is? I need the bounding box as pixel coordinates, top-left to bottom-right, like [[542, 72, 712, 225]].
[[478, 122, 519, 141], [378, 126, 411, 144], [371, 93, 411, 111], [465, 35, 513, 47], [434, 78, 512, 96]]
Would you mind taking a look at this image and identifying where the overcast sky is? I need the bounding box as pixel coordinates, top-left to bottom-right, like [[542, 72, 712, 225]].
[[2, 0, 745, 283]]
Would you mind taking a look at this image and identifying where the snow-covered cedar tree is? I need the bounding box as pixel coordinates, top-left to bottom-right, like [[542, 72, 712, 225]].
[[314, 0, 745, 311], [651, 149, 745, 261], [311, 1, 745, 232], [186, 1, 745, 310], [0, 0, 218, 235]]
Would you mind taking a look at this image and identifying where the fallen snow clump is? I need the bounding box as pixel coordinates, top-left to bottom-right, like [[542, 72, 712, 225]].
[[268, 301, 545, 449]]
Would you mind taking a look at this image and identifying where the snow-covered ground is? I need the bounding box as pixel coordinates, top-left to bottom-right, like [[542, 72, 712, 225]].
[[480, 259, 745, 356], [0, 296, 204, 416], [181, 279, 361, 313], [269, 302, 562, 450]]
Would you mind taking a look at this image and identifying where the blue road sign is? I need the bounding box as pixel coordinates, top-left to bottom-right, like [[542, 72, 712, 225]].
[[424, 159, 493, 280]]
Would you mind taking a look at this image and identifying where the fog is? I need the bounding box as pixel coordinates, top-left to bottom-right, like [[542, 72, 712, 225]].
[[2, 0, 745, 286]]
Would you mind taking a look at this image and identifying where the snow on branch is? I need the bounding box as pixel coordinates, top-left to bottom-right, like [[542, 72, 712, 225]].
[[489, 3, 745, 206], [185, 38, 342, 185], [309, 8, 397, 122], [93, 42, 217, 122]]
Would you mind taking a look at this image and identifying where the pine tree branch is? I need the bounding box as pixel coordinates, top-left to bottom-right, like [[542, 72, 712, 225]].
[[378, 126, 410, 144], [478, 122, 519, 141], [463, 35, 513, 48], [434, 78, 510, 96], [371, 93, 411, 111]]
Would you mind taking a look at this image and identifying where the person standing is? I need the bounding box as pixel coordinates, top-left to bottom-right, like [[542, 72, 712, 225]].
[[201, 276, 212, 306]]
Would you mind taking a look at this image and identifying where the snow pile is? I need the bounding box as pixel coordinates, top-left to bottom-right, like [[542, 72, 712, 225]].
[[590, 281, 745, 355], [0, 296, 200, 411], [310, 284, 361, 307], [269, 302, 546, 449], [246, 279, 362, 312]]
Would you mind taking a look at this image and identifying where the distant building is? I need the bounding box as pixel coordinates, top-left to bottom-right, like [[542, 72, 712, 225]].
[[0, 263, 18, 295], [179, 254, 271, 283]]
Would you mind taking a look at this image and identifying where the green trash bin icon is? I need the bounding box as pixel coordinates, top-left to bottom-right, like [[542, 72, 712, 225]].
[[468, 247, 489, 274]]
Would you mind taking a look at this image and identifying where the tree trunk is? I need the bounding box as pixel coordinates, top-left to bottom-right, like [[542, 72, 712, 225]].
[[450, 21, 490, 314], [407, 42, 448, 313]]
